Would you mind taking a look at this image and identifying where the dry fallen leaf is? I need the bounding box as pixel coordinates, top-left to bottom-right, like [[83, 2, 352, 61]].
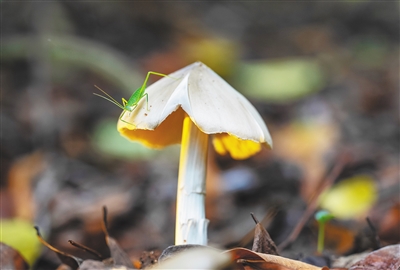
[[227, 247, 329, 270], [251, 213, 279, 255], [35, 207, 137, 269], [102, 207, 135, 269], [348, 244, 400, 270], [0, 242, 30, 270]]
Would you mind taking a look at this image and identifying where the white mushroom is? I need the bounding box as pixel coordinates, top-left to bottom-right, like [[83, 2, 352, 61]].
[[117, 62, 272, 245]]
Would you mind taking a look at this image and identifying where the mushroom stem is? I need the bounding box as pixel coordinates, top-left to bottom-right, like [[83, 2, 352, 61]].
[[175, 114, 210, 245]]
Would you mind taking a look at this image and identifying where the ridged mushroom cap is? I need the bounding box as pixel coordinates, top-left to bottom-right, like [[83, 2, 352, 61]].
[[118, 62, 272, 160]]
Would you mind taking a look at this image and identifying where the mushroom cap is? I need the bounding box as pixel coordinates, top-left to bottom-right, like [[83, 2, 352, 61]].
[[118, 62, 272, 159]]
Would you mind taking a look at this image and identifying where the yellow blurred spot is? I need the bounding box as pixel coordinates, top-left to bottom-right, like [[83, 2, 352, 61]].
[[0, 219, 41, 266], [181, 37, 238, 77], [213, 133, 261, 160], [319, 175, 377, 219]]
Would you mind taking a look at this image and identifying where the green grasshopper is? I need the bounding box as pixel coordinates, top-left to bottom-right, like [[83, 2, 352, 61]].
[[94, 71, 170, 125]]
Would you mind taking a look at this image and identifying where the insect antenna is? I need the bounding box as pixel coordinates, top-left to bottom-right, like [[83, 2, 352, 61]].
[[93, 85, 125, 110]]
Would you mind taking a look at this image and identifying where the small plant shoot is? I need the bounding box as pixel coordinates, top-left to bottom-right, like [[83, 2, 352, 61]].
[[315, 210, 334, 253], [94, 71, 170, 125]]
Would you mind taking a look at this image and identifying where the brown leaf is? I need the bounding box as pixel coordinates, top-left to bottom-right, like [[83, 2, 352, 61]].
[[0, 242, 30, 270], [227, 247, 329, 270], [349, 244, 400, 270], [251, 213, 279, 255], [102, 206, 135, 268]]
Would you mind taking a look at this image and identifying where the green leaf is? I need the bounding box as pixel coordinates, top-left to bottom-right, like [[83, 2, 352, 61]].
[[235, 59, 325, 102]]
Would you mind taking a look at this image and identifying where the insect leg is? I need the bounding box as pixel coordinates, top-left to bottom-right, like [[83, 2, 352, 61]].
[[119, 109, 126, 122], [119, 109, 133, 126], [141, 71, 169, 90]]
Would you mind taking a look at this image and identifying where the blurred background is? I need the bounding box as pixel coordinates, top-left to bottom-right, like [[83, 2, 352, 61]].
[[1, 1, 399, 269]]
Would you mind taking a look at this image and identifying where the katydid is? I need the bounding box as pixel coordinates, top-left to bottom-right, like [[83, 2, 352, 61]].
[[94, 71, 170, 124]]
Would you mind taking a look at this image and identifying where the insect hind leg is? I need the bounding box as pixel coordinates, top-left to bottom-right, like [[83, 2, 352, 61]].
[[141, 71, 169, 90]]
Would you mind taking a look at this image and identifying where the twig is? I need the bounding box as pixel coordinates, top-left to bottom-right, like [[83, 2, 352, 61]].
[[68, 240, 104, 260], [250, 212, 259, 224], [102, 206, 109, 237]]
